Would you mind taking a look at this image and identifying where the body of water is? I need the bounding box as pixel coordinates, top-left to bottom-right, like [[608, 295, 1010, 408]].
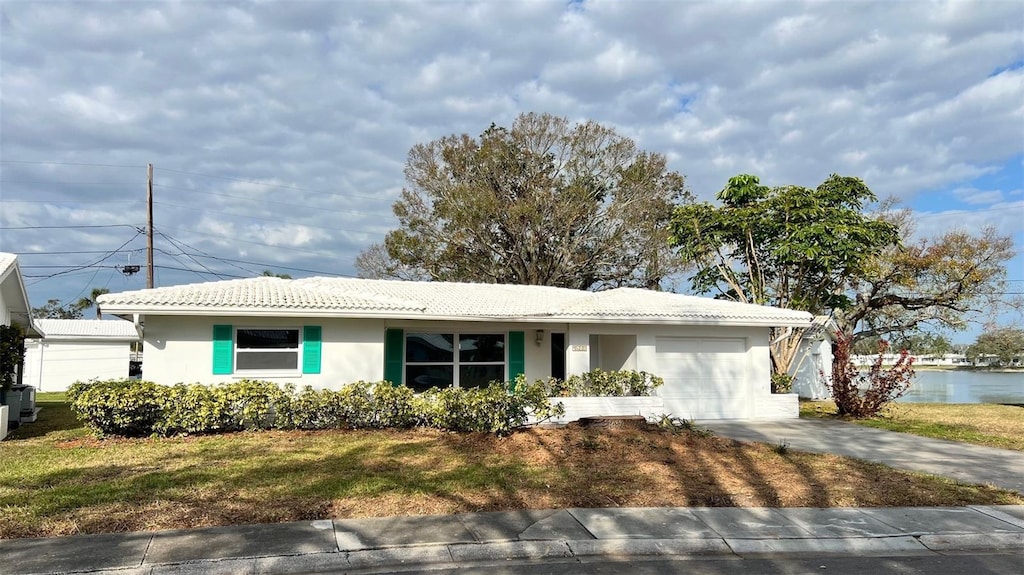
[[897, 370, 1024, 404]]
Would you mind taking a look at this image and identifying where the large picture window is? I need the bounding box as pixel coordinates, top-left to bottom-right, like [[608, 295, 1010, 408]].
[[405, 332, 505, 392], [236, 328, 300, 371]]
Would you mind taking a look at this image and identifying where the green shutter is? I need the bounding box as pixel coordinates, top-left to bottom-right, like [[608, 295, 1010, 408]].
[[212, 324, 234, 375], [508, 331, 525, 389], [384, 328, 404, 386], [302, 326, 322, 374]]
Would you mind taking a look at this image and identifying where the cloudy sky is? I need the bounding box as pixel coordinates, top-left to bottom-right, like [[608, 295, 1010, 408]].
[[1, 0, 1021, 341]]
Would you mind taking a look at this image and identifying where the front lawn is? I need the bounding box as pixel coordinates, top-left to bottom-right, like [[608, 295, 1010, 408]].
[[801, 401, 1024, 451], [2, 393, 1021, 539]]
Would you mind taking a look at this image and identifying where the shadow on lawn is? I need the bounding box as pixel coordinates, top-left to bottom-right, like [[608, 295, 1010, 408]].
[[6, 398, 84, 441]]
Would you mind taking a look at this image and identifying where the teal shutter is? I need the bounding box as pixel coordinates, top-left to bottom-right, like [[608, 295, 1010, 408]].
[[508, 331, 525, 389], [212, 324, 234, 375], [302, 326, 322, 374], [384, 328, 404, 386]]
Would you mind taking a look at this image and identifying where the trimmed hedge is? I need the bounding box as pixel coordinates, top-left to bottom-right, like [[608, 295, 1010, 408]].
[[545, 369, 664, 397], [67, 376, 563, 438]]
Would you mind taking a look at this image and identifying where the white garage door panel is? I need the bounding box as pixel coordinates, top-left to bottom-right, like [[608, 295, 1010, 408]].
[[655, 337, 749, 419]]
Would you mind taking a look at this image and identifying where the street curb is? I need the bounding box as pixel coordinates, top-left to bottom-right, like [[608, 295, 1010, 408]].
[[21, 536, 952, 575]]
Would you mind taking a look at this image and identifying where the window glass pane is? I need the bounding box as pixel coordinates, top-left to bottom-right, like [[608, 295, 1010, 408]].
[[460, 334, 505, 363], [406, 365, 454, 393], [459, 365, 505, 389], [237, 329, 299, 349], [236, 351, 299, 370], [406, 333, 454, 362]]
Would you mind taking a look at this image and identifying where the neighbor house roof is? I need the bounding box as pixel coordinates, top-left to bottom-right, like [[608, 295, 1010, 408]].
[[98, 277, 813, 327], [33, 319, 141, 341]]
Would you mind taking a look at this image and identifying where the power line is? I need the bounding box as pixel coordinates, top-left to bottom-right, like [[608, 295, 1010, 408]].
[[0, 160, 142, 169], [154, 232, 232, 280], [1, 224, 141, 230], [154, 166, 392, 202], [152, 230, 261, 276], [23, 231, 143, 284], [152, 182, 392, 218], [154, 265, 245, 279]]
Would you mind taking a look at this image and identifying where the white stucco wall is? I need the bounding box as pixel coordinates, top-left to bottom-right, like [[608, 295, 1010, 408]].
[[564, 324, 775, 420], [0, 285, 10, 327], [137, 316, 785, 419], [790, 337, 833, 399], [23, 339, 134, 391]]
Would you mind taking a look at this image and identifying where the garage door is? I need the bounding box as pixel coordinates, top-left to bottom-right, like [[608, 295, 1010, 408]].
[[655, 337, 749, 420]]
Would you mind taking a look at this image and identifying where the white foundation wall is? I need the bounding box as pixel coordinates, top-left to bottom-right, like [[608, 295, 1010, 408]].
[[23, 339, 133, 391]]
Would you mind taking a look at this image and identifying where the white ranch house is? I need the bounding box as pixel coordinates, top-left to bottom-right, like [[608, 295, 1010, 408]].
[[24, 319, 141, 392], [98, 277, 813, 420]]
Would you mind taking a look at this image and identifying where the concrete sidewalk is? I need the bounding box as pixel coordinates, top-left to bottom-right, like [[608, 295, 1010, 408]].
[[2, 506, 1022, 575], [699, 418, 1024, 494]]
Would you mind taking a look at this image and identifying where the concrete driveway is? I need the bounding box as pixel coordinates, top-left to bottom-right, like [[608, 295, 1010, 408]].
[[699, 418, 1024, 494]]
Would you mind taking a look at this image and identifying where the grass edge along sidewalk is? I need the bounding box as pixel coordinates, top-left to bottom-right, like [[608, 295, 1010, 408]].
[[1, 393, 1021, 539]]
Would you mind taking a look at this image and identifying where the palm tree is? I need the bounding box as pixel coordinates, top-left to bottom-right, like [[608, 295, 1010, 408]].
[[76, 287, 111, 319]]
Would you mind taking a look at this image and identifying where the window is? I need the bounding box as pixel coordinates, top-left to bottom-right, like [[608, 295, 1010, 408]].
[[404, 332, 505, 392], [236, 328, 300, 371]]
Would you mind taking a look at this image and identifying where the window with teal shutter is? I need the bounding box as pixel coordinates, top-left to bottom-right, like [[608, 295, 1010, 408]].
[[212, 324, 234, 374], [302, 326, 322, 374], [384, 328, 404, 386], [508, 330, 525, 388]]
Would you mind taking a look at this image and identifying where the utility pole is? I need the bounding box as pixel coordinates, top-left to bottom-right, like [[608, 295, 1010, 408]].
[[147, 163, 154, 289]]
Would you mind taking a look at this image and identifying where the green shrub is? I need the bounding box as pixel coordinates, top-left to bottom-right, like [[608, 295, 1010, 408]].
[[419, 377, 564, 434], [69, 379, 165, 437], [68, 376, 563, 438], [548, 369, 664, 397], [770, 373, 794, 394], [154, 383, 232, 435]]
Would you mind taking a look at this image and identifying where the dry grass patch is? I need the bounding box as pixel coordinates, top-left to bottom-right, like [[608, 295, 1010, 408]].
[[802, 401, 1024, 451], [1, 396, 1021, 539]]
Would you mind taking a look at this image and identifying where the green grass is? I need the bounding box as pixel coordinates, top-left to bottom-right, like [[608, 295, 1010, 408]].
[[2, 394, 1021, 539], [801, 401, 1024, 451]]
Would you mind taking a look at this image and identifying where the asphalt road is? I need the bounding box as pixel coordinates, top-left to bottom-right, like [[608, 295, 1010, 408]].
[[343, 552, 1024, 575]]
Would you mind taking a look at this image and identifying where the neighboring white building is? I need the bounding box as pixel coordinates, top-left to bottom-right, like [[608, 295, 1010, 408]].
[[98, 277, 813, 420], [1, 253, 36, 439], [788, 316, 836, 400], [24, 319, 141, 392]]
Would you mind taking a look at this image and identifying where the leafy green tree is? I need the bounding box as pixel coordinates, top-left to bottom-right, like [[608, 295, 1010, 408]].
[[261, 270, 293, 279], [356, 112, 689, 290], [32, 298, 87, 319], [76, 287, 110, 319], [669, 173, 899, 374], [966, 327, 1024, 366]]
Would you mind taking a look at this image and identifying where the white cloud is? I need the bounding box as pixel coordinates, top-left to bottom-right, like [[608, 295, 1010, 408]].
[[1, 0, 1021, 307]]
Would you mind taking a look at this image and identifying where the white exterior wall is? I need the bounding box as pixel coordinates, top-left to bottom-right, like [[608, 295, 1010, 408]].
[[143, 315, 385, 387], [138, 316, 787, 420], [142, 316, 572, 388], [0, 286, 10, 326], [790, 338, 833, 399], [23, 338, 133, 391]]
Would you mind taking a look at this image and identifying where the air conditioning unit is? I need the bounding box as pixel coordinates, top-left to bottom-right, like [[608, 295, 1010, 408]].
[[11, 385, 39, 423]]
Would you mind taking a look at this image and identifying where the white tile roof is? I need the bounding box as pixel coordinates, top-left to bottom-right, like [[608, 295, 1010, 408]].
[[0, 252, 17, 279], [34, 319, 140, 340], [97, 277, 812, 326]]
